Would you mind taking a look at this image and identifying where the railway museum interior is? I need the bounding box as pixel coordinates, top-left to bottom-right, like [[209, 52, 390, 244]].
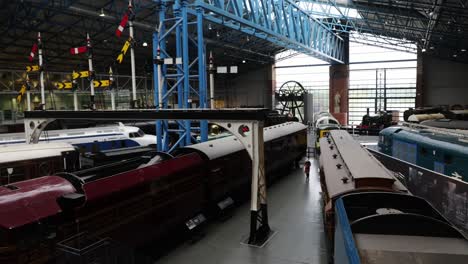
[[2, 0, 468, 263]]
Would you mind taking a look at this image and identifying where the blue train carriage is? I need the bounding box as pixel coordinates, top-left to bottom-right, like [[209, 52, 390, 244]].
[[378, 127, 468, 181], [334, 192, 468, 264]]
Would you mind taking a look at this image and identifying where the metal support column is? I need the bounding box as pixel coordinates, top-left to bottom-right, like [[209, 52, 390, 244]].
[[128, 1, 137, 108], [26, 91, 31, 111], [87, 33, 95, 110], [153, 0, 208, 152], [174, 0, 185, 148], [197, 7, 208, 142], [109, 67, 116, 110], [209, 51, 215, 109], [153, 7, 163, 151], [73, 92, 78, 111], [25, 74, 31, 111], [181, 0, 191, 145], [213, 120, 271, 246], [248, 121, 270, 245], [38, 32, 45, 110]]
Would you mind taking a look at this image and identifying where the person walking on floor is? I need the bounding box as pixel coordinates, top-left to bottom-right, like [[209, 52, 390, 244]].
[[304, 160, 311, 180]]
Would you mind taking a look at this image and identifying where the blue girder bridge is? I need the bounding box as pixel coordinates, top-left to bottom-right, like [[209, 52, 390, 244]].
[[153, 0, 346, 152]]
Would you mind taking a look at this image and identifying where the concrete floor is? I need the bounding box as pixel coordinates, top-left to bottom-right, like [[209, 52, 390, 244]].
[[156, 159, 328, 264]]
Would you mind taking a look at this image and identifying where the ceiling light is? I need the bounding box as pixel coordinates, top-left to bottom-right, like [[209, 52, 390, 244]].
[[421, 48, 426, 52], [242, 60, 246, 63], [462, 49, 466, 52], [208, 23, 212, 30], [216, 31, 220, 37], [453, 54, 458, 57], [99, 8, 105, 17], [142, 42, 148, 47], [429, 11, 434, 17], [430, 46, 435, 50]]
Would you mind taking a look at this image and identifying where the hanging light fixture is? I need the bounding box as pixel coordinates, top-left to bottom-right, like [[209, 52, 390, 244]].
[[142, 42, 148, 47], [99, 8, 105, 17]]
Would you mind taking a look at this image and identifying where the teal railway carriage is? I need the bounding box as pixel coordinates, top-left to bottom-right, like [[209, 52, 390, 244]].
[[378, 127, 468, 181]]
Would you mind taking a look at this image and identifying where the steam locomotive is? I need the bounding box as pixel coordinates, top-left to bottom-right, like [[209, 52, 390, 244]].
[[0, 122, 307, 264]]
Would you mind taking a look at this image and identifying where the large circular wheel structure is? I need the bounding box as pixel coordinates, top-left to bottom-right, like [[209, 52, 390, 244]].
[[276, 81, 306, 122]]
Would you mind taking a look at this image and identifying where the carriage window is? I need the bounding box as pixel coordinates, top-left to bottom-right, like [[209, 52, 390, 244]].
[[38, 162, 52, 176], [129, 132, 141, 138], [384, 137, 390, 146], [91, 142, 100, 153], [444, 154, 453, 164], [78, 146, 86, 154], [0, 229, 6, 245], [129, 130, 144, 138], [420, 147, 428, 156], [0, 166, 25, 185]]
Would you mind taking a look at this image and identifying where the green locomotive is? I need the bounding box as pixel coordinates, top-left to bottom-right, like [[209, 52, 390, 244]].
[[378, 126, 468, 181]]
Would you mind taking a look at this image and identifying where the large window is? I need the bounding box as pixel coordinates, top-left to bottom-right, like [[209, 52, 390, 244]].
[[348, 41, 417, 124], [275, 34, 417, 125], [275, 52, 329, 117]]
